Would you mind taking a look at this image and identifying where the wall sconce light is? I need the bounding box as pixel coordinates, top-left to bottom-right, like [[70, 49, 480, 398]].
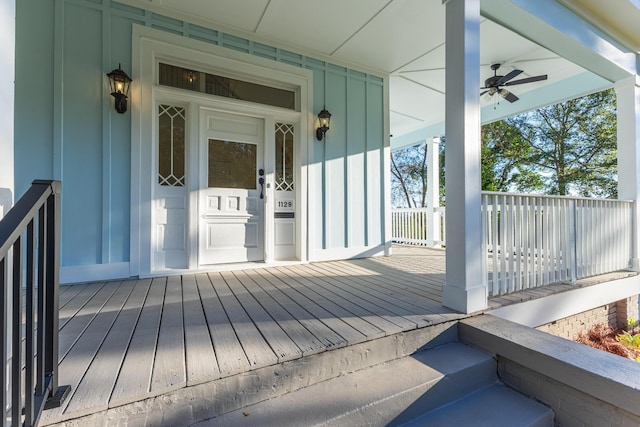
[[316, 107, 331, 141], [106, 63, 132, 114]]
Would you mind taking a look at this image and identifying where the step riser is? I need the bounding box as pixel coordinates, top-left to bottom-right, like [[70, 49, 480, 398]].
[[325, 348, 497, 426], [198, 342, 499, 426], [44, 321, 460, 427]]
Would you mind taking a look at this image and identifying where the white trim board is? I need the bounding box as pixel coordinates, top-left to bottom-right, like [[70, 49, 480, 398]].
[[487, 275, 640, 328], [311, 245, 388, 262], [61, 262, 131, 285]]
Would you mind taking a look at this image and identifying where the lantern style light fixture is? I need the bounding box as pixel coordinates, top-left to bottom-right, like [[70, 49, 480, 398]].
[[316, 107, 331, 141], [106, 63, 132, 114]]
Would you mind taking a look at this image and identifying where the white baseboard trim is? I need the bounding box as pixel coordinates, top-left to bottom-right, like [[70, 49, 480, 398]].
[[488, 275, 640, 328], [310, 245, 387, 262], [60, 262, 131, 284]]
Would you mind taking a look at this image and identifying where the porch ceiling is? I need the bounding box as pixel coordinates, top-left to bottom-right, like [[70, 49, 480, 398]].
[[123, 0, 634, 139]]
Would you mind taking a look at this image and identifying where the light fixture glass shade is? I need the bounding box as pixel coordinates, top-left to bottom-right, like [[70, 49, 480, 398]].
[[107, 64, 132, 114], [316, 108, 331, 140]]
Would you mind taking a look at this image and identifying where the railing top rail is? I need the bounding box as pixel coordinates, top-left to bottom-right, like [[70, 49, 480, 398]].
[[392, 206, 443, 211], [0, 180, 61, 259], [481, 191, 633, 204]]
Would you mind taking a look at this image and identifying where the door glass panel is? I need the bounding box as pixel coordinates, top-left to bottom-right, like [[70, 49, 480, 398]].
[[158, 105, 185, 186], [275, 123, 294, 191], [208, 139, 256, 189]]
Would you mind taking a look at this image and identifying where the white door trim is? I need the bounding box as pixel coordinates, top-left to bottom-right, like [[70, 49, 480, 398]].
[[131, 25, 312, 277]]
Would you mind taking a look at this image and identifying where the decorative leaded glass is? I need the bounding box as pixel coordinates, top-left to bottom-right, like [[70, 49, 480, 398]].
[[159, 63, 296, 110], [208, 139, 257, 189], [158, 105, 186, 186], [275, 123, 294, 191]]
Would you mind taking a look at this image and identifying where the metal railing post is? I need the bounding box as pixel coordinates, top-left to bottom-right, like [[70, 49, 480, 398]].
[[41, 181, 69, 410]]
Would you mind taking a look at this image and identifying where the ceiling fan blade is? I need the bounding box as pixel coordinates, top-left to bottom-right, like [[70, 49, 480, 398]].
[[504, 74, 548, 86], [495, 69, 523, 86], [499, 89, 519, 103], [480, 90, 489, 96]]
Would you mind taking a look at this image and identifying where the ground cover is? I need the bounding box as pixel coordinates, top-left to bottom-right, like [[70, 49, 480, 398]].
[[576, 320, 640, 362]]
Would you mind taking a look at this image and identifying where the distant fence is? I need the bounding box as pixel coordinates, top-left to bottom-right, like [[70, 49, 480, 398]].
[[391, 193, 634, 297]]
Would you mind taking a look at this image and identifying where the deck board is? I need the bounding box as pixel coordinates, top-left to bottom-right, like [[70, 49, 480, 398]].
[[245, 268, 348, 350], [109, 277, 166, 406], [296, 264, 416, 332], [253, 268, 364, 346], [194, 273, 249, 376], [307, 262, 438, 327], [58, 281, 119, 359], [328, 260, 450, 319], [62, 279, 148, 416], [47, 280, 135, 420], [271, 266, 387, 339], [151, 276, 186, 393], [208, 272, 278, 369], [182, 274, 220, 386], [234, 270, 327, 356], [221, 270, 302, 363], [42, 247, 477, 426]]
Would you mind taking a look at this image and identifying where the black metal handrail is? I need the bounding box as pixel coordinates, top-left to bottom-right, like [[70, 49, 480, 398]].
[[1, 180, 69, 427]]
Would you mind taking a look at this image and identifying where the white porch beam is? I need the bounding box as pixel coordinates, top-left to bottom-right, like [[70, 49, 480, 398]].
[[616, 76, 640, 272], [0, 0, 15, 218], [482, 0, 636, 82], [441, 0, 487, 313]]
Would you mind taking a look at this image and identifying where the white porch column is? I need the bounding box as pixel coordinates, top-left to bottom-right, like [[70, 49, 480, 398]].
[[616, 76, 640, 271], [0, 0, 15, 218], [426, 137, 441, 247], [441, 0, 487, 313]]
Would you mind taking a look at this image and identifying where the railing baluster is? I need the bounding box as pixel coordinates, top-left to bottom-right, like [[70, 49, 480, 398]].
[[25, 219, 36, 426], [391, 193, 633, 297], [11, 236, 22, 425], [1, 258, 6, 427], [36, 205, 47, 397]]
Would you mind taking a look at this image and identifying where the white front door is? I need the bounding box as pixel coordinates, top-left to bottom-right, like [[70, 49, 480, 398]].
[[198, 109, 265, 265]]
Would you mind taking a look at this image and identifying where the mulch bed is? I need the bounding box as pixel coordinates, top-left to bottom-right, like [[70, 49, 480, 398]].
[[575, 324, 640, 361]]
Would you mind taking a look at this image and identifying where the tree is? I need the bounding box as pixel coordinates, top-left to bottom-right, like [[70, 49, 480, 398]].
[[391, 144, 427, 207], [481, 120, 545, 193], [391, 89, 617, 206], [482, 89, 617, 197]]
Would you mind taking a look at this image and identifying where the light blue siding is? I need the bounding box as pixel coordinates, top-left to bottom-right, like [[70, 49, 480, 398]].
[[15, 0, 386, 271]]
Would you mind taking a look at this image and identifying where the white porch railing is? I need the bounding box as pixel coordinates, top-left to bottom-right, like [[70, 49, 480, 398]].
[[391, 207, 446, 247], [391, 193, 634, 297]]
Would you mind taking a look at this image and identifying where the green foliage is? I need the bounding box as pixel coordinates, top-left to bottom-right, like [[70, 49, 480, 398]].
[[481, 120, 545, 193], [487, 89, 618, 197], [616, 330, 640, 350]]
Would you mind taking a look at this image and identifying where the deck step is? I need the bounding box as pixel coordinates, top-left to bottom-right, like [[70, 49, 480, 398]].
[[193, 341, 551, 426], [404, 383, 554, 427]]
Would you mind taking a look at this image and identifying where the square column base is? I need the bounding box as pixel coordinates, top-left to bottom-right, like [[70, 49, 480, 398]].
[[442, 283, 487, 314]]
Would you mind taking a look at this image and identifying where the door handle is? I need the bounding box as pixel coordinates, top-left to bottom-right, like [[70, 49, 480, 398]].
[[259, 177, 264, 199], [258, 169, 265, 199]]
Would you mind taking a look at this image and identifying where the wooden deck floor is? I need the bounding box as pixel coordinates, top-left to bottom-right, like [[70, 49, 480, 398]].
[[41, 247, 466, 425]]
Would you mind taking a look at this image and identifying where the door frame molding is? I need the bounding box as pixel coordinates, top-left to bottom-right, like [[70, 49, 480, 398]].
[[131, 25, 312, 277]]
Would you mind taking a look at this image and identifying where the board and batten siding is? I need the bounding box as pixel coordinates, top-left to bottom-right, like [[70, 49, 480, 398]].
[[15, 0, 388, 281]]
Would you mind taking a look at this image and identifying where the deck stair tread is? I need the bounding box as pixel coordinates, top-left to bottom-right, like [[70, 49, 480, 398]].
[[193, 341, 551, 426]]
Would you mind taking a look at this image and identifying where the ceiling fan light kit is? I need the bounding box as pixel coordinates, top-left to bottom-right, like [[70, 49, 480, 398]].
[[480, 63, 547, 104]]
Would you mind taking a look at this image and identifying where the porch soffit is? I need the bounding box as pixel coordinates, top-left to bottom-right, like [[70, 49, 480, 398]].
[[117, 0, 634, 140]]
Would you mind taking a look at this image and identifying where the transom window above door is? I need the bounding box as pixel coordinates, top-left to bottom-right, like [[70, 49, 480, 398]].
[[159, 63, 296, 110]]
